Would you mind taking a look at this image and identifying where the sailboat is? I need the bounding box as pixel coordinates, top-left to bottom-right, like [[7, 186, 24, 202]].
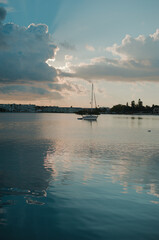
[[82, 83, 98, 121]]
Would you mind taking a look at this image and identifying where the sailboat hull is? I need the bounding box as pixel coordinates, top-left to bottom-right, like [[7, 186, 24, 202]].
[[82, 115, 98, 121], [77, 83, 99, 121]]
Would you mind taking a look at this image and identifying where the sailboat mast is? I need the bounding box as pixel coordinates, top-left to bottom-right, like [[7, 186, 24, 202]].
[[94, 93, 97, 108], [91, 83, 94, 111]]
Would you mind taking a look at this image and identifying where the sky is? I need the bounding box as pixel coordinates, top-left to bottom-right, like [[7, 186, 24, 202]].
[[0, 0, 159, 107]]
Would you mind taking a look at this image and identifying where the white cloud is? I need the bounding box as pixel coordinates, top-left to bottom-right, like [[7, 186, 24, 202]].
[[106, 29, 159, 61], [65, 55, 73, 61], [61, 29, 159, 83], [85, 44, 95, 51]]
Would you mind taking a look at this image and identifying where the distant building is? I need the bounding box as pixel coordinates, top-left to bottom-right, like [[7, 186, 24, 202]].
[[0, 104, 36, 112], [0, 104, 110, 114]]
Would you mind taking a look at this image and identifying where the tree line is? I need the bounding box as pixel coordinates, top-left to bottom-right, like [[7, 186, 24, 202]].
[[110, 99, 159, 114]]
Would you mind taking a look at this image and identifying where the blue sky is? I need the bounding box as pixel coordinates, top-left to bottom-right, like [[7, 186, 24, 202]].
[[0, 0, 159, 107]]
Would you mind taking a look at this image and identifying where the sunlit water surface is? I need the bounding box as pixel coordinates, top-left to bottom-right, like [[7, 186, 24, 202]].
[[0, 113, 159, 240]]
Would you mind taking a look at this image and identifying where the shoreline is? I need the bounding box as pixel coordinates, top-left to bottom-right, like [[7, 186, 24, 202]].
[[0, 112, 159, 116]]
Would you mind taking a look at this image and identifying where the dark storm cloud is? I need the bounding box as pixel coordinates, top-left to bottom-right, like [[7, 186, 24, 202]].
[[0, 22, 58, 84], [0, 84, 63, 99], [0, 85, 50, 94], [0, 7, 59, 89], [0, 8, 75, 100]]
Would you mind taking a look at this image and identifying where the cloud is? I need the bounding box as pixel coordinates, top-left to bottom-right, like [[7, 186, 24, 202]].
[[60, 57, 156, 81], [0, 8, 85, 103], [65, 55, 73, 61], [0, 8, 69, 101], [0, 6, 7, 21], [48, 82, 74, 91], [0, 85, 50, 95], [85, 44, 95, 51], [47, 81, 84, 94], [0, 3, 15, 13], [106, 31, 159, 61], [0, 85, 63, 100], [60, 29, 159, 83], [59, 40, 76, 50], [0, 21, 58, 83]]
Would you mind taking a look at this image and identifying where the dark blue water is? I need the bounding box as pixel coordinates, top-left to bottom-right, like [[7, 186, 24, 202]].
[[0, 113, 159, 240]]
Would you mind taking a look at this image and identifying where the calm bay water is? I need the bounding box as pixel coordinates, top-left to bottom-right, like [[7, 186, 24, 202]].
[[0, 113, 159, 240]]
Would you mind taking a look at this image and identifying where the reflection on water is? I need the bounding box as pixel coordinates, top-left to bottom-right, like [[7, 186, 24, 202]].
[[0, 113, 159, 239]]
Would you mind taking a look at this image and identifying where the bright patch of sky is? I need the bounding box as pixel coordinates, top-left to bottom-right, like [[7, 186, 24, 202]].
[[0, 0, 159, 107]]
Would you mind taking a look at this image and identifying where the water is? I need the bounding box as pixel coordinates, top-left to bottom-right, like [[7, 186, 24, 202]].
[[0, 113, 159, 240]]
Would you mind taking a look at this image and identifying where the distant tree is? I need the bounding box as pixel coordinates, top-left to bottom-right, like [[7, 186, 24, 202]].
[[0, 108, 6, 112], [138, 99, 143, 108], [110, 104, 127, 114], [131, 100, 135, 108]]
